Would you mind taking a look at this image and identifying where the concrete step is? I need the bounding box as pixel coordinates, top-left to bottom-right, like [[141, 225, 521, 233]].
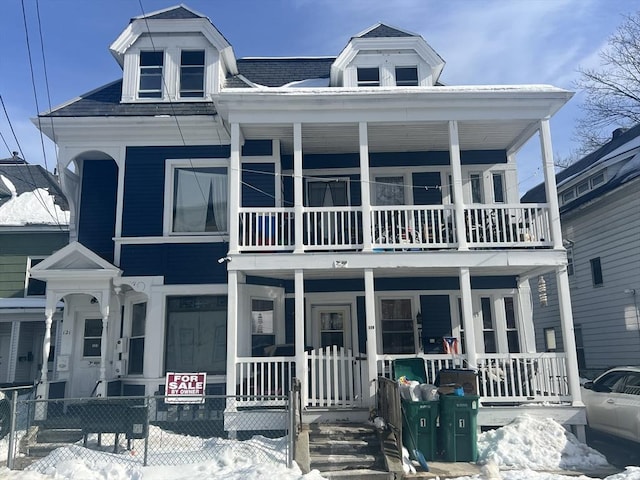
[[310, 452, 383, 472], [36, 428, 83, 444], [25, 443, 75, 457], [321, 468, 394, 480], [308, 423, 377, 436], [310, 438, 377, 455]]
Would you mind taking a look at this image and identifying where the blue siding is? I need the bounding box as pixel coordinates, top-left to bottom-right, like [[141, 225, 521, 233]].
[[78, 159, 118, 263], [281, 150, 507, 170], [420, 295, 452, 353], [412, 172, 442, 204], [356, 296, 366, 353], [242, 163, 275, 207], [122, 145, 230, 237], [120, 243, 229, 284], [242, 140, 272, 156]]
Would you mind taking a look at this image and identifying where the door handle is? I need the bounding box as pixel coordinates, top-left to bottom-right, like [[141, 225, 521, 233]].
[[606, 399, 615, 404]]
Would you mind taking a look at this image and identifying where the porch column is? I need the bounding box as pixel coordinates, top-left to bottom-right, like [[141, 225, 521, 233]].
[[36, 307, 54, 398], [449, 121, 468, 250], [359, 122, 373, 252], [364, 269, 378, 405], [459, 268, 477, 366], [225, 270, 239, 404], [294, 269, 307, 404], [539, 118, 563, 249], [97, 301, 110, 397], [516, 277, 536, 353], [293, 123, 304, 253], [555, 266, 583, 406], [228, 122, 241, 255]]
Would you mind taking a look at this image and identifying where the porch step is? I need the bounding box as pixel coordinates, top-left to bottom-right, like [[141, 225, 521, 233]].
[[36, 428, 84, 444], [321, 468, 394, 480], [308, 423, 387, 475]]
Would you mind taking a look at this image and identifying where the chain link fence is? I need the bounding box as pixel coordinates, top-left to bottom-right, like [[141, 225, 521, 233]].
[[1, 388, 295, 473]]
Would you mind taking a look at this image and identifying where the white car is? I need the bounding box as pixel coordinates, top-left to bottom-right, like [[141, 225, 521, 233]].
[[581, 366, 640, 443]]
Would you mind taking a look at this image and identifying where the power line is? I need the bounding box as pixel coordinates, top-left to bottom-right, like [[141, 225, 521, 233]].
[[0, 130, 13, 156], [0, 94, 26, 160]]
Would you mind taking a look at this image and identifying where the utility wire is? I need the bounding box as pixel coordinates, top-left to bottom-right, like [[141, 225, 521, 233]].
[[0, 95, 26, 160], [0, 130, 13, 156]]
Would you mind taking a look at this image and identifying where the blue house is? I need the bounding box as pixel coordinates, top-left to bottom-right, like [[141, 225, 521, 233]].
[[31, 5, 585, 436]]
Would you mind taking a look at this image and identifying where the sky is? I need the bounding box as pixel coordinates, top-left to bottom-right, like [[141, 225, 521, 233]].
[[0, 0, 637, 194], [1, 413, 639, 480]]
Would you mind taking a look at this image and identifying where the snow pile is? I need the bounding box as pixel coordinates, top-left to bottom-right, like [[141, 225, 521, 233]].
[[478, 415, 609, 470], [0, 175, 69, 226]]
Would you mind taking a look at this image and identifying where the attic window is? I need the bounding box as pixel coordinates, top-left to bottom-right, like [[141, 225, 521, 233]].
[[139, 51, 164, 99], [395, 66, 418, 86], [357, 67, 380, 87], [180, 50, 205, 98]]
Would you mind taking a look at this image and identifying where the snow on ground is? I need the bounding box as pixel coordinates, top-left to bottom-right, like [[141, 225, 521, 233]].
[[1, 414, 639, 479]]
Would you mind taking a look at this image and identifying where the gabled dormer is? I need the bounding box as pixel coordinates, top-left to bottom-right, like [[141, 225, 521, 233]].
[[110, 4, 237, 102], [331, 23, 445, 88]]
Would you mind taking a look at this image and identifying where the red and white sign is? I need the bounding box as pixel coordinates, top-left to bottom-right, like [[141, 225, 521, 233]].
[[165, 372, 206, 404]]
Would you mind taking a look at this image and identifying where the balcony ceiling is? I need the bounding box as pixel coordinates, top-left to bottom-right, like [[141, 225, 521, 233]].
[[239, 119, 538, 155]]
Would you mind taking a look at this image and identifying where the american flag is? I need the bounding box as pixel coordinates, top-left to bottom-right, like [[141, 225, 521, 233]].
[[443, 336, 459, 354]]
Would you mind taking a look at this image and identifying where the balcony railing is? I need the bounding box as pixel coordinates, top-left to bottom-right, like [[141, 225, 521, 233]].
[[237, 203, 552, 252]]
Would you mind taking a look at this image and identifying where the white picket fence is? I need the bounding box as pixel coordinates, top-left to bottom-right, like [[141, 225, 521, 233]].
[[306, 346, 361, 408]]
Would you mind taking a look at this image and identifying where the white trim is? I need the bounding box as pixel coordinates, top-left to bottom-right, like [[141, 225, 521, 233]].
[[115, 235, 228, 245], [24, 256, 47, 298], [163, 158, 231, 237]]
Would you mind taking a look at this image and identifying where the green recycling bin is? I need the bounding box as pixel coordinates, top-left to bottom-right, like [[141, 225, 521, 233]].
[[439, 394, 479, 462], [393, 358, 439, 461]]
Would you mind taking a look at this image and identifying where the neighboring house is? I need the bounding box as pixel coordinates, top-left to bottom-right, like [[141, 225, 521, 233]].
[[523, 125, 640, 378], [31, 5, 585, 435], [0, 153, 69, 386]]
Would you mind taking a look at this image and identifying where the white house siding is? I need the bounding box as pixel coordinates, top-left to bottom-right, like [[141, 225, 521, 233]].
[[533, 178, 640, 375]]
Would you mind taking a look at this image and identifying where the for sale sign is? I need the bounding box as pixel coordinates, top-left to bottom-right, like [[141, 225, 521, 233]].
[[165, 372, 207, 404]]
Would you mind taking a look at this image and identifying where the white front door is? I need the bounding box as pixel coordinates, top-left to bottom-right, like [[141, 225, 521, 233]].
[[312, 304, 352, 350], [70, 316, 102, 398]]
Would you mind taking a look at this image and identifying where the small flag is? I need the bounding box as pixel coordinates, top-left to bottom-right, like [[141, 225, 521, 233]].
[[443, 336, 459, 354]]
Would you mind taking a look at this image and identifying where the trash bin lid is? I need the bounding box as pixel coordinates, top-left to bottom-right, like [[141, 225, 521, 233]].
[[392, 358, 427, 384]]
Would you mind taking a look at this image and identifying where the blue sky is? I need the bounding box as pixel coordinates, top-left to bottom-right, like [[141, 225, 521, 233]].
[[0, 0, 635, 193]]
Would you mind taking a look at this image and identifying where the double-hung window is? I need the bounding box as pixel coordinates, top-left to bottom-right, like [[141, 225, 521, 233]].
[[380, 299, 415, 354], [180, 50, 205, 98], [128, 302, 146, 375], [470, 173, 484, 203], [139, 51, 164, 98], [357, 67, 380, 87], [395, 66, 418, 86], [168, 161, 228, 235]]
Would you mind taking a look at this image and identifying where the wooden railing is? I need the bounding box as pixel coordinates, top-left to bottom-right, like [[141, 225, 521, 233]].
[[235, 356, 296, 406], [237, 203, 552, 252], [377, 354, 461, 383]]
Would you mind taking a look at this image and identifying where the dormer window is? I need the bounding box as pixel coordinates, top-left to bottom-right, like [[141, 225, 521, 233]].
[[180, 50, 205, 98], [139, 51, 164, 98], [395, 66, 418, 86], [357, 67, 380, 87]]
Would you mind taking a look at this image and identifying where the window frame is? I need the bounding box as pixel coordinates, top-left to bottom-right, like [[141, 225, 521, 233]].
[[590, 257, 604, 286], [566, 246, 574, 276], [179, 49, 205, 98], [491, 172, 506, 203], [469, 172, 484, 204], [163, 158, 230, 237], [305, 177, 351, 207], [138, 50, 165, 99], [356, 67, 380, 87], [378, 297, 417, 354], [25, 256, 47, 297], [251, 297, 276, 356], [395, 66, 419, 86], [127, 301, 147, 375]]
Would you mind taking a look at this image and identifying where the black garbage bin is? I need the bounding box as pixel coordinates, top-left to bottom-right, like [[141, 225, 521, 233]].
[[392, 358, 439, 461]]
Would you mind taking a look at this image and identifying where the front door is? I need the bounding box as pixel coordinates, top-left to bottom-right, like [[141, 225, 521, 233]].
[[70, 317, 102, 398], [308, 305, 362, 407]]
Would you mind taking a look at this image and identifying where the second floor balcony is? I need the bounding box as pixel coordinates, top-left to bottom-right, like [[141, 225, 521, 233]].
[[237, 203, 552, 253]]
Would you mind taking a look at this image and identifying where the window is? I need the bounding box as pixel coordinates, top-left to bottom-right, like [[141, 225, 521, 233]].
[[128, 302, 146, 375], [492, 172, 505, 203], [306, 179, 349, 207], [180, 50, 205, 98], [577, 181, 590, 195], [561, 189, 575, 204], [380, 299, 415, 354], [395, 66, 418, 86], [139, 51, 164, 98], [171, 165, 228, 234], [544, 327, 557, 352], [566, 247, 574, 276], [480, 297, 496, 353], [374, 176, 405, 205], [590, 172, 605, 187], [357, 67, 380, 87], [165, 295, 227, 374], [590, 257, 603, 286], [504, 297, 519, 352], [83, 319, 103, 357], [26, 258, 46, 296], [251, 299, 275, 356], [470, 173, 484, 203]]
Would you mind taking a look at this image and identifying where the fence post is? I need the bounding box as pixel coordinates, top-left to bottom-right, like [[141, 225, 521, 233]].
[[7, 390, 18, 469], [288, 388, 294, 468], [143, 396, 150, 467]]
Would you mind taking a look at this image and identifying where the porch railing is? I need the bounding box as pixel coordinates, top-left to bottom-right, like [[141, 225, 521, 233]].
[[235, 356, 296, 406], [377, 354, 460, 383], [237, 203, 552, 252]]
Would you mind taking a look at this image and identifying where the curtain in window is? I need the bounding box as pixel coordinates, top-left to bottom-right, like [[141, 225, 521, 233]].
[[173, 168, 227, 232], [307, 181, 348, 207], [375, 177, 404, 205]]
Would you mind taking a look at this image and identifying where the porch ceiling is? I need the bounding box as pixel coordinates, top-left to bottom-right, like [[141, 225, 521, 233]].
[[239, 119, 537, 155]]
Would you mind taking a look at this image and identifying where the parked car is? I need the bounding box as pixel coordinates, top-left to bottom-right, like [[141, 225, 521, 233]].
[[581, 366, 640, 443]]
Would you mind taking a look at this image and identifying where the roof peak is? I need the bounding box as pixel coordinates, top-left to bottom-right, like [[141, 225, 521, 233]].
[[131, 4, 206, 22], [355, 22, 420, 39]]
